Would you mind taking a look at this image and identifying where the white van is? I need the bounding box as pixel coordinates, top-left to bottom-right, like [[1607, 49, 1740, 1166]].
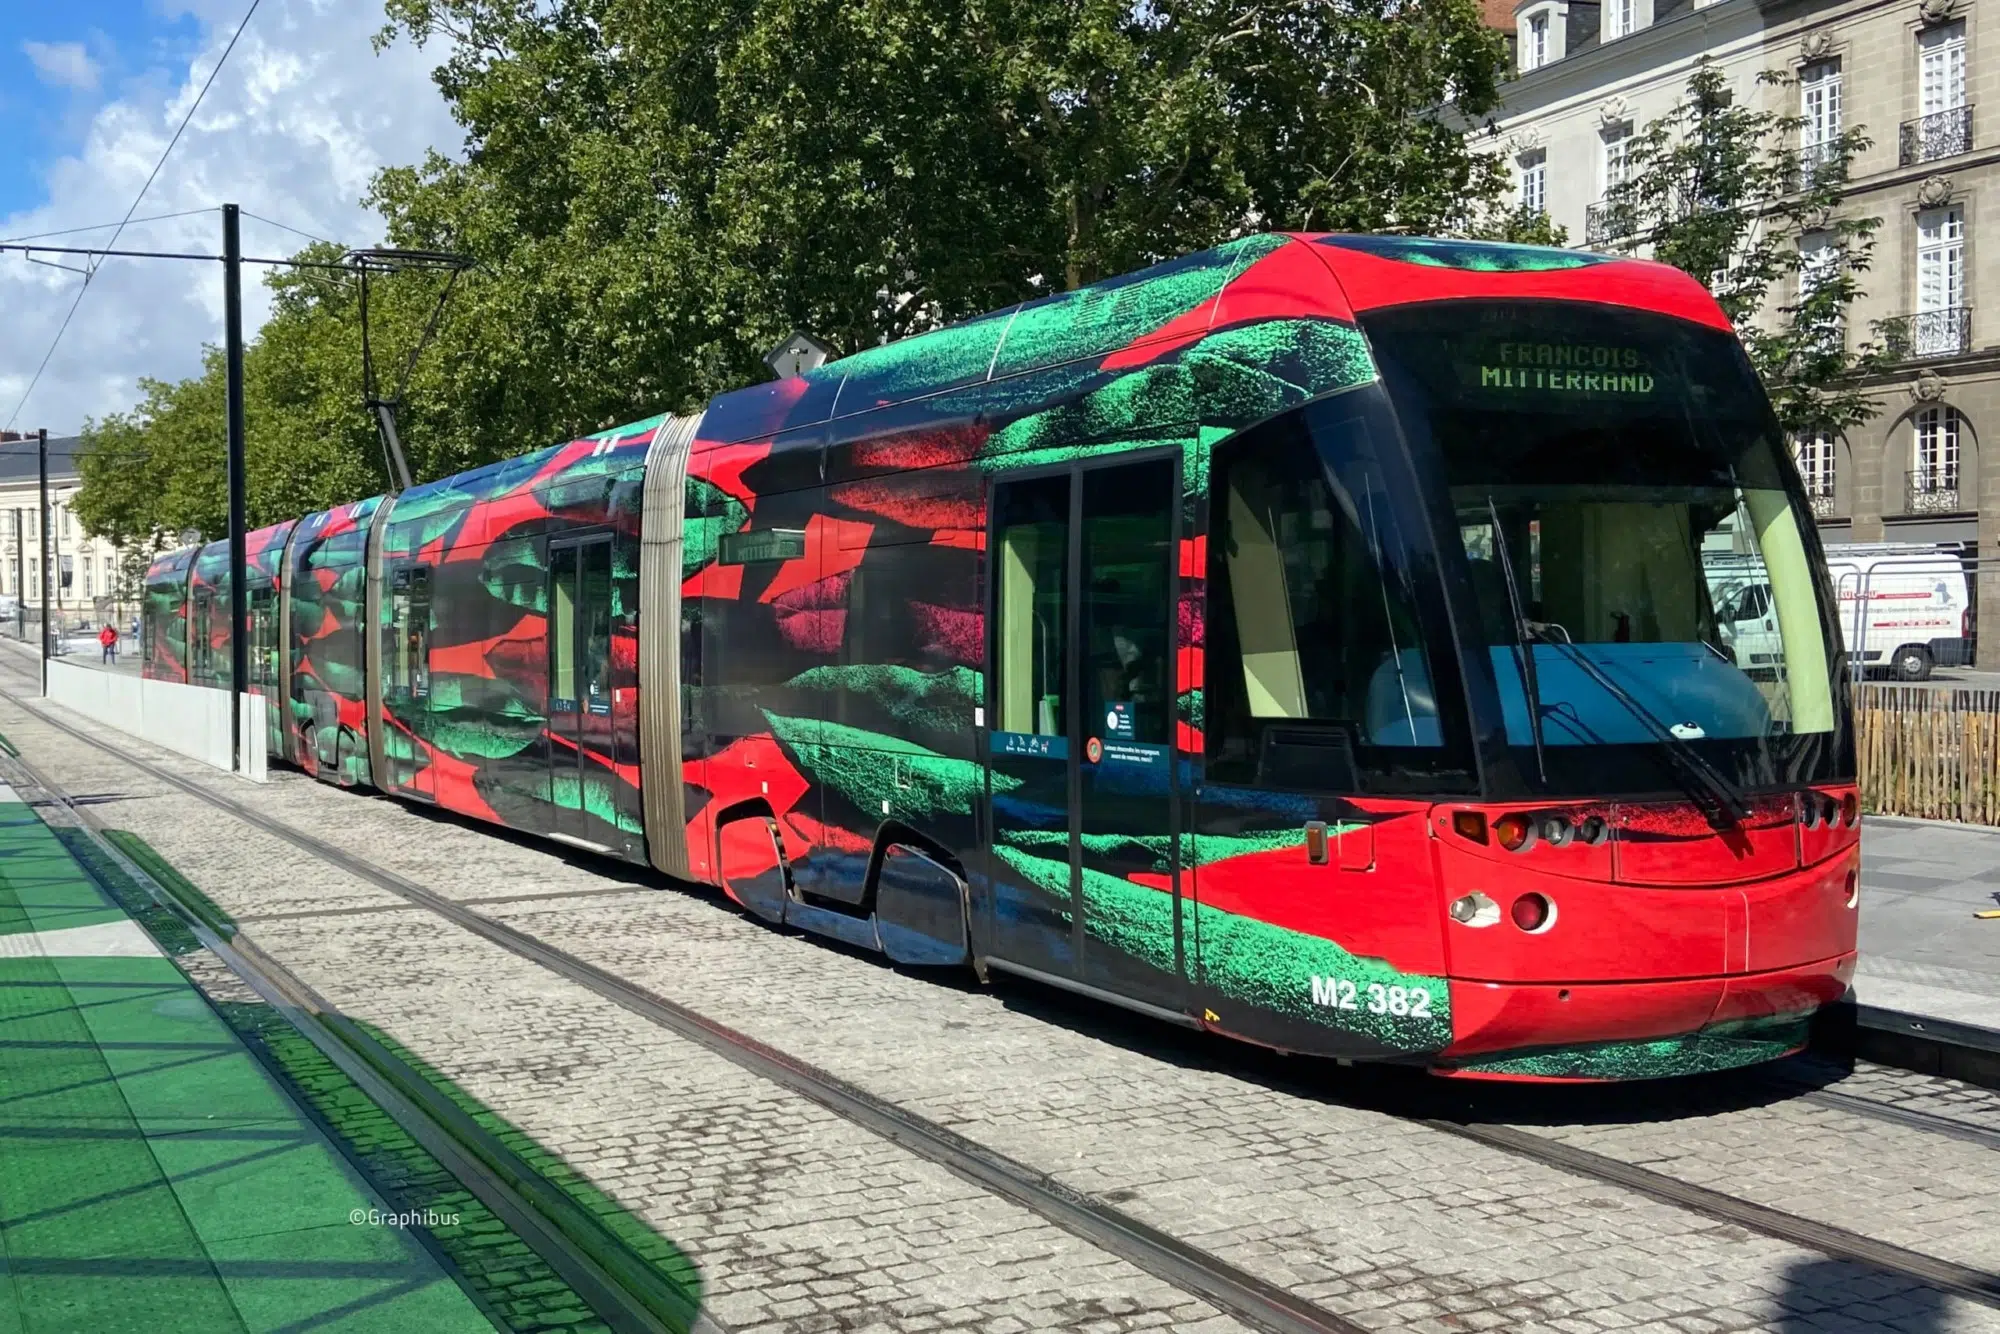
[[1708, 543, 1970, 681]]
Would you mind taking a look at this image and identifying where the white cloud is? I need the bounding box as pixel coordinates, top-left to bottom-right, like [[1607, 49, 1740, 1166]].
[[22, 40, 101, 92], [1, 1, 461, 434]]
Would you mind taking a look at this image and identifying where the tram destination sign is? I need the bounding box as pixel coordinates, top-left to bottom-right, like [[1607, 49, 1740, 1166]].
[[1453, 338, 1659, 399]]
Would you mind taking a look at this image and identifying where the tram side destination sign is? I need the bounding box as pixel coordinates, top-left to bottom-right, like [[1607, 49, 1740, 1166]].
[[1457, 339, 1659, 399]]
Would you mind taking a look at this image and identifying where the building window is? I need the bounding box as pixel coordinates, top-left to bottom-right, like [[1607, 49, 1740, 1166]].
[[1912, 406, 1963, 507], [1518, 149, 1548, 216], [1793, 431, 1836, 514], [1800, 59, 1842, 164], [61, 508, 70, 540], [1605, 0, 1636, 38], [1920, 21, 1967, 117], [1798, 232, 1843, 350], [1602, 123, 1633, 193], [1524, 12, 1550, 70], [1914, 204, 1967, 356]]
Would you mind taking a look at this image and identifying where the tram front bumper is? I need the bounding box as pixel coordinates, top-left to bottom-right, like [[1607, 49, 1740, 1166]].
[[1429, 953, 1857, 1082]]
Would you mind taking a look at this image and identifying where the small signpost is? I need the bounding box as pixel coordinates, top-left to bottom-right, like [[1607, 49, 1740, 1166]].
[[764, 331, 837, 380]]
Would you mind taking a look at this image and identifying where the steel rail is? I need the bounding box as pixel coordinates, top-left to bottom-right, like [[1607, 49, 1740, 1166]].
[[1422, 1118, 2000, 1308]]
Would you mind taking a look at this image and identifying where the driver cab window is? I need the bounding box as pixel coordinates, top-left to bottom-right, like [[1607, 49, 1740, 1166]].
[[1206, 405, 1440, 790]]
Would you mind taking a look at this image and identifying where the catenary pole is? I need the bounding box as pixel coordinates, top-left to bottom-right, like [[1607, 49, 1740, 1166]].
[[38, 429, 49, 694], [224, 204, 248, 774], [12, 510, 21, 641]]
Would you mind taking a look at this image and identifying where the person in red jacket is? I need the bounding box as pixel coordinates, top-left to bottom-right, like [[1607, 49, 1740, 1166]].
[[98, 622, 118, 665]]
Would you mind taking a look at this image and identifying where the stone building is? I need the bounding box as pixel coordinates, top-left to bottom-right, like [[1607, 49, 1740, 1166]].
[[0, 433, 139, 630], [1480, 0, 2000, 665]]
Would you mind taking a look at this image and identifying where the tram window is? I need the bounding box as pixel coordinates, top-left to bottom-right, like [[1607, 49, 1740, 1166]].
[[409, 567, 432, 700], [1082, 463, 1173, 745], [192, 593, 214, 678], [1207, 411, 1439, 788], [994, 474, 1069, 737], [249, 589, 275, 685], [550, 549, 577, 707], [388, 569, 412, 696], [579, 546, 612, 714]]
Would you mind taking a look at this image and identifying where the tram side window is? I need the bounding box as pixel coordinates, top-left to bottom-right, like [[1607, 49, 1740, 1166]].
[[192, 593, 214, 679], [249, 588, 275, 686], [409, 567, 432, 700], [994, 475, 1069, 738], [1207, 413, 1439, 790]]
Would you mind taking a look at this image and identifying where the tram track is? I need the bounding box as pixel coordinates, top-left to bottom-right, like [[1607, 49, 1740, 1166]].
[[5, 669, 2000, 1320]]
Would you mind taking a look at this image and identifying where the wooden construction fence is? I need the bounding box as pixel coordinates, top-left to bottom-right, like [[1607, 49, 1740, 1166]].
[[1853, 685, 2000, 825]]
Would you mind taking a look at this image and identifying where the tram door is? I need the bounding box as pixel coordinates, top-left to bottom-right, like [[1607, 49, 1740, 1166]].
[[546, 535, 616, 848], [983, 455, 1184, 1012]]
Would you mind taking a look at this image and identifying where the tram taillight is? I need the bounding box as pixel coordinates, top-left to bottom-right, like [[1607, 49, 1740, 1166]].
[[1510, 893, 1554, 932], [1494, 813, 1534, 852], [1840, 792, 1859, 827]]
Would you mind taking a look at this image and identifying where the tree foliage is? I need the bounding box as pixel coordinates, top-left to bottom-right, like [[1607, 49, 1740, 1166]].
[[81, 0, 1514, 543], [1599, 59, 1892, 438]]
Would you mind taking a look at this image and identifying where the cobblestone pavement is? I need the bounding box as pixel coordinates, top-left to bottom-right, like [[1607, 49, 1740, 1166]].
[[6, 684, 2000, 1334]]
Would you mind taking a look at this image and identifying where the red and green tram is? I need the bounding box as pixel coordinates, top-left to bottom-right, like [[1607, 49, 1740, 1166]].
[[142, 233, 1859, 1081]]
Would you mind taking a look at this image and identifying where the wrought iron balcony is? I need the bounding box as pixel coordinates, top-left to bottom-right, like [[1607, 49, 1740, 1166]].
[[1584, 199, 1637, 246], [1883, 306, 1973, 359], [1900, 105, 1974, 166], [1906, 470, 1963, 514], [1788, 142, 1846, 192]]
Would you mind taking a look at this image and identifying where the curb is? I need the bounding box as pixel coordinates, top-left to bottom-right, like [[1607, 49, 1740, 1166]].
[[1811, 1000, 2000, 1091]]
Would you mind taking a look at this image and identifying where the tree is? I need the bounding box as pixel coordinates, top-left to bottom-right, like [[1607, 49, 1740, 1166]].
[[81, 0, 1517, 543], [1597, 59, 1893, 438]]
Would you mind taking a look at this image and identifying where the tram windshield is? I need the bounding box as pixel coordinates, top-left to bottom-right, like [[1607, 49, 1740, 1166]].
[[1363, 300, 1844, 795]]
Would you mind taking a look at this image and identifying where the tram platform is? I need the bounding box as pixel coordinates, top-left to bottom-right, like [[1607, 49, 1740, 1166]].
[[1856, 814, 2000, 1032], [0, 782, 494, 1334]]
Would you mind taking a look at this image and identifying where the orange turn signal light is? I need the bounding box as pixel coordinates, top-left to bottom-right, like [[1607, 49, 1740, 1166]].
[[1452, 811, 1489, 844], [1494, 812, 1534, 852]]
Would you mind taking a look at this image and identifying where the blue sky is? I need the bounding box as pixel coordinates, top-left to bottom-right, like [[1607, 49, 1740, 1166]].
[[0, 3, 205, 220], [0, 1, 458, 434]]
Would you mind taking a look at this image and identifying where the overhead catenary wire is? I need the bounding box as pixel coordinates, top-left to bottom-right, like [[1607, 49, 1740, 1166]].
[[3, 0, 267, 433], [240, 210, 343, 249], [0, 208, 219, 246]]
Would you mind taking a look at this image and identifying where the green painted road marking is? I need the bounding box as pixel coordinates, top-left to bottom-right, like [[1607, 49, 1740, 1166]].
[[0, 798, 499, 1334]]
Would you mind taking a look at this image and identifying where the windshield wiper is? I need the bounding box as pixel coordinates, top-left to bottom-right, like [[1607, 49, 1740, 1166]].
[[1522, 625, 1753, 829], [1485, 499, 1548, 785]]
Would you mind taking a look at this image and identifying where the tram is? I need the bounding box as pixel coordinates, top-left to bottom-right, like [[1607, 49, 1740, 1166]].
[[143, 233, 1859, 1081]]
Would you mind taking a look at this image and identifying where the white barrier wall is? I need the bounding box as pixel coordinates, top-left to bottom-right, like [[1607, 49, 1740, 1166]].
[[45, 663, 268, 781]]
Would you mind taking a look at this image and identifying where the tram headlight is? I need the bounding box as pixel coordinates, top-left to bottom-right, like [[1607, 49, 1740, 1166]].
[[1494, 812, 1535, 852], [1576, 815, 1608, 845], [1448, 892, 1501, 928], [1539, 816, 1573, 848]]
